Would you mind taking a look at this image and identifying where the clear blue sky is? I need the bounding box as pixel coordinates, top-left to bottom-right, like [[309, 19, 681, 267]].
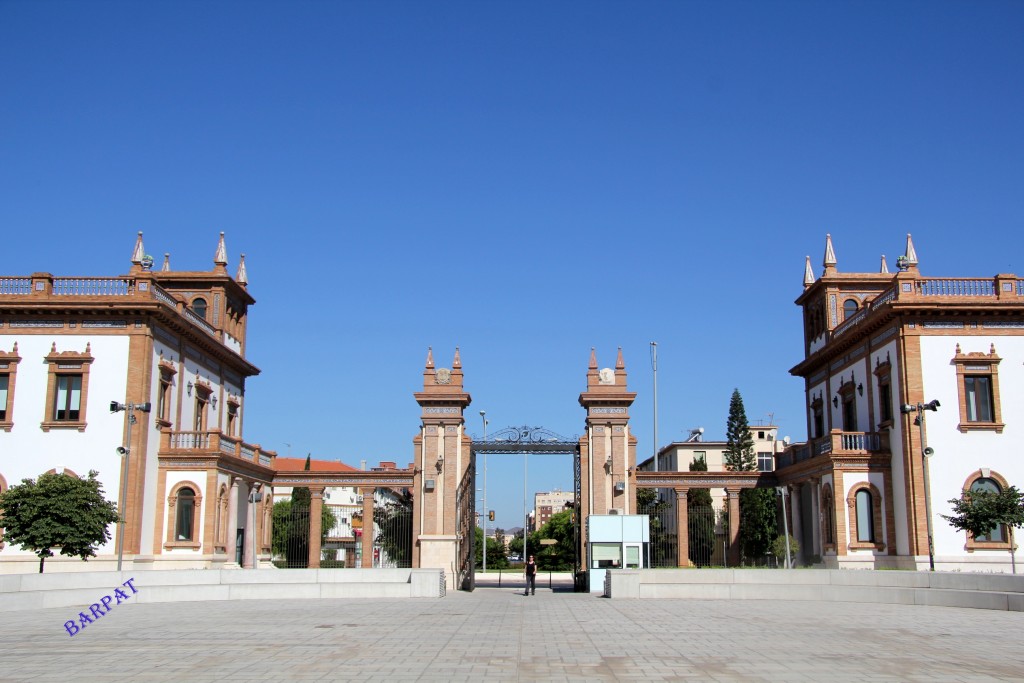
[[2, 1, 1022, 530]]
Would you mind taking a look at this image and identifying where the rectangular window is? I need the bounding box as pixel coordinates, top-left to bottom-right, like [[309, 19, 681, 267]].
[[757, 452, 773, 472], [0, 374, 8, 421], [194, 396, 208, 431], [157, 376, 171, 422], [842, 395, 857, 432], [54, 374, 83, 421], [813, 407, 824, 439], [964, 376, 994, 422], [879, 378, 892, 424], [591, 543, 622, 569]]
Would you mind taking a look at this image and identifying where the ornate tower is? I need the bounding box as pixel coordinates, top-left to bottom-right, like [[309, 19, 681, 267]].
[[412, 347, 471, 585], [578, 347, 637, 545]]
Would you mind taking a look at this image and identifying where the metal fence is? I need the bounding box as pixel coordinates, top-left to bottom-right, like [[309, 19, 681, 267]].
[[640, 495, 730, 568], [274, 503, 311, 568]]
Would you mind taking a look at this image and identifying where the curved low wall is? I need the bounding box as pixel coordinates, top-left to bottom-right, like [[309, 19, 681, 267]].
[[0, 568, 445, 612], [605, 569, 1024, 611]]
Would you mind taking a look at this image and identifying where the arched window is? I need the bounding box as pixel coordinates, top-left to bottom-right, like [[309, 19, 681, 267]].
[[843, 299, 858, 320], [175, 487, 196, 541], [847, 482, 885, 551], [970, 477, 1004, 542], [192, 298, 208, 320], [821, 484, 835, 549], [165, 481, 202, 549], [856, 490, 874, 542]]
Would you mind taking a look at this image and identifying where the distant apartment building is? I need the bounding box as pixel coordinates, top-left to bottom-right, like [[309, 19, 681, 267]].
[[530, 488, 575, 531]]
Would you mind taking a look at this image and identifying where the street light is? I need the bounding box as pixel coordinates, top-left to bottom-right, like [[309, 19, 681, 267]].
[[651, 342, 659, 472], [776, 486, 792, 569], [901, 399, 940, 571], [110, 400, 152, 572], [480, 411, 489, 576]]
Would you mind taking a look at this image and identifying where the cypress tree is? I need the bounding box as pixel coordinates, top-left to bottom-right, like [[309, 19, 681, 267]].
[[724, 389, 756, 472]]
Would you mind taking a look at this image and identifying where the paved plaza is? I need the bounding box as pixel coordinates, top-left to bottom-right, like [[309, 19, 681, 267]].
[[2, 582, 1023, 682]]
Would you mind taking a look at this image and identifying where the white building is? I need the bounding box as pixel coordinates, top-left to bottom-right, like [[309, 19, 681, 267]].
[[0, 233, 276, 572], [776, 234, 1023, 571]]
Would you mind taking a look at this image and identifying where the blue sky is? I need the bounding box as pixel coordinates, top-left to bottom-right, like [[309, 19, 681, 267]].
[[2, 1, 1022, 529]]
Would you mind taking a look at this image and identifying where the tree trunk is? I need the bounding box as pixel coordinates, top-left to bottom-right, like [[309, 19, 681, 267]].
[[39, 556, 45, 573]]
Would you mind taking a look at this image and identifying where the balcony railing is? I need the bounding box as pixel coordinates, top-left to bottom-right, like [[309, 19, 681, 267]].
[[917, 278, 995, 297], [776, 431, 888, 469], [162, 430, 274, 467], [1, 273, 241, 354]]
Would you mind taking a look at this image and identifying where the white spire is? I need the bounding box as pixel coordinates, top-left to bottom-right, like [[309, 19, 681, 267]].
[[131, 231, 145, 265], [803, 255, 814, 286], [903, 233, 918, 267], [236, 254, 248, 286], [823, 233, 837, 270], [214, 232, 228, 267], [162, 253, 171, 272], [879, 255, 889, 274]]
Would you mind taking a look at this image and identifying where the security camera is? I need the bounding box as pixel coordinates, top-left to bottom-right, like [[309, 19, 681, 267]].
[[923, 446, 935, 457], [116, 446, 128, 456]]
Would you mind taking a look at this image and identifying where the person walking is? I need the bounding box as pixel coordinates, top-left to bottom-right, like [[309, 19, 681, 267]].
[[525, 555, 537, 596]]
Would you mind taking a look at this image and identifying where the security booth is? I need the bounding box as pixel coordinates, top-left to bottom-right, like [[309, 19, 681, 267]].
[[587, 514, 649, 592]]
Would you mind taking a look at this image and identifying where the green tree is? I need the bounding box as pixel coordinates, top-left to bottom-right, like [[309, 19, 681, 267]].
[[739, 487, 778, 562], [531, 509, 575, 570], [943, 485, 1024, 568], [637, 487, 672, 567], [0, 470, 119, 573], [724, 389, 777, 561], [271, 496, 337, 567], [687, 454, 716, 566], [374, 491, 413, 568], [724, 388, 756, 472], [474, 526, 510, 570], [508, 529, 524, 560]]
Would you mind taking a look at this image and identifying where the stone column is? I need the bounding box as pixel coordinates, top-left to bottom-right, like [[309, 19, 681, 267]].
[[308, 487, 325, 569], [361, 487, 375, 568], [241, 482, 255, 568], [726, 488, 741, 566], [675, 488, 690, 568], [225, 477, 240, 566], [809, 478, 821, 558]]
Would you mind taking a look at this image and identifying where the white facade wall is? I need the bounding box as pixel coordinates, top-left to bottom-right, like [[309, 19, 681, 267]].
[[920, 334, 1024, 569], [0, 334, 129, 565]]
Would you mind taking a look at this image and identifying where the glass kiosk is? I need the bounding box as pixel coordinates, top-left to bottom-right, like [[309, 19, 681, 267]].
[[587, 514, 649, 592]]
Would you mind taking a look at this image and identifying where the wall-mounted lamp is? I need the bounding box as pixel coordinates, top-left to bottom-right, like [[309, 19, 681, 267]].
[[857, 383, 863, 396], [186, 381, 193, 397], [832, 396, 839, 408], [211, 394, 218, 409], [435, 454, 444, 473]]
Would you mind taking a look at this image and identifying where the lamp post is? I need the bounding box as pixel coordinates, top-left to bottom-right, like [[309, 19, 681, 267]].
[[651, 342, 659, 472], [900, 399, 940, 571], [480, 411, 488, 576], [110, 400, 152, 572], [776, 486, 792, 569]]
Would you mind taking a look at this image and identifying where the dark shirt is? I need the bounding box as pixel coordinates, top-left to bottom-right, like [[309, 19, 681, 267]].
[[525, 560, 537, 576]]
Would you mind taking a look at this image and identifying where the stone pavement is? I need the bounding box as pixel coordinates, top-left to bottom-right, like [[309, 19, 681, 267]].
[[1, 582, 1023, 682]]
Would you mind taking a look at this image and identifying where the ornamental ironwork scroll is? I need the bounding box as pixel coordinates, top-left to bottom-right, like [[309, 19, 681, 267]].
[[472, 425, 580, 454]]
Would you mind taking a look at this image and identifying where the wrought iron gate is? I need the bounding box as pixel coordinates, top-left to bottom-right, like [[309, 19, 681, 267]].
[[455, 458, 475, 591]]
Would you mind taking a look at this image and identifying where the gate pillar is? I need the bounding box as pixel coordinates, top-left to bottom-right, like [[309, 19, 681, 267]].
[[578, 347, 637, 552], [412, 347, 472, 590], [308, 487, 325, 569], [675, 487, 690, 567], [726, 487, 741, 566], [360, 486, 374, 568]]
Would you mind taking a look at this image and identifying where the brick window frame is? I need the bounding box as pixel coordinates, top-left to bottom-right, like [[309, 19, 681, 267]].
[[961, 469, 1013, 552], [0, 472, 7, 549], [155, 360, 177, 429], [164, 481, 203, 550], [846, 482, 886, 552], [874, 359, 894, 430], [0, 343, 21, 432], [225, 395, 240, 437], [836, 376, 858, 432], [214, 483, 228, 552], [820, 483, 836, 553], [40, 343, 94, 432], [952, 344, 1004, 433]]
